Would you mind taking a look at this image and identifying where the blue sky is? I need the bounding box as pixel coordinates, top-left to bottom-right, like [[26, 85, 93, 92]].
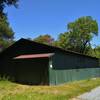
[[5, 0, 100, 46]]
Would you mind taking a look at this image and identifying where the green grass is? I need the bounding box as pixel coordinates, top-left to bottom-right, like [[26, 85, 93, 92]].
[[0, 78, 100, 100]]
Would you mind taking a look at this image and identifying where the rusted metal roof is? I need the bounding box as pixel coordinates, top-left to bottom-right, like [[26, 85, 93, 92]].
[[14, 53, 54, 59]]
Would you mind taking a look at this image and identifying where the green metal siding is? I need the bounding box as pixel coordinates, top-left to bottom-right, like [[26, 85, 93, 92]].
[[52, 51, 99, 69], [49, 52, 100, 85], [49, 68, 100, 85]]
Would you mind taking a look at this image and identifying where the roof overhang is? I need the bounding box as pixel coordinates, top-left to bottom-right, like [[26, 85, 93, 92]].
[[13, 53, 54, 59]]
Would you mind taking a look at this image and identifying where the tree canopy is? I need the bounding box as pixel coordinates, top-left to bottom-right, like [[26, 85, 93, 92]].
[[0, 0, 18, 51], [0, 16, 14, 51], [34, 34, 54, 45], [57, 16, 98, 54], [90, 46, 100, 58], [0, 0, 18, 17]]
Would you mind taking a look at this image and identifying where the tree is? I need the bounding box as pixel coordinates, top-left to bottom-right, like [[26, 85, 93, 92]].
[[34, 34, 54, 45], [0, 0, 19, 51], [0, 0, 18, 17], [90, 46, 100, 58], [0, 16, 14, 51], [53, 32, 70, 48], [57, 16, 98, 54]]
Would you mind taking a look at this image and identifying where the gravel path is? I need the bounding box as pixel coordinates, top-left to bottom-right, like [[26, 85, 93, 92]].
[[74, 86, 100, 100]]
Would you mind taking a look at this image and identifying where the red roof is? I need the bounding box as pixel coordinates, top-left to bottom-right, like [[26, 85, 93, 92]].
[[14, 53, 54, 59]]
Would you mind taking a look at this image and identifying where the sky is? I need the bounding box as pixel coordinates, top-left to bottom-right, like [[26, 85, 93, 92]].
[[5, 0, 100, 46]]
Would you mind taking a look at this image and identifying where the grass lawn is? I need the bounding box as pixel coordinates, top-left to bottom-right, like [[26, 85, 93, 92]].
[[0, 78, 100, 100]]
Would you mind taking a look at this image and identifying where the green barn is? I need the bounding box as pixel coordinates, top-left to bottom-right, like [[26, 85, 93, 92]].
[[0, 38, 100, 85]]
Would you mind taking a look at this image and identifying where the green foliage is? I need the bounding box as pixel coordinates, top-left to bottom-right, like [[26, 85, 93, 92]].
[[94, 46, 100, 58], [0, 74, 15, 82], [57, 16, 98, 54], [53, 32, 70, 49], [0, 0, 18, 17], [0, 75, 10, 81], [0, 16, 14, 38], [0, 16, 14, 51], [0, 0, 18, 51], [89, 46, 100, 58], [34, 34, 54, 45]]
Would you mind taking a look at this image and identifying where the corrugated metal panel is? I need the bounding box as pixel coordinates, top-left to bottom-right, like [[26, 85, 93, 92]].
[[52, 51, 99, 69], [49, 68, 100, 85]]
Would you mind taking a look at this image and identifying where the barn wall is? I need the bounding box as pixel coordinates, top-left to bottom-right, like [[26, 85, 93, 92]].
[[52, 51, 99, 69], [49, 68, 100, 85], [49, 51, 100, 85], [0, 39, 100, 85], [1, 58, 49, 85]]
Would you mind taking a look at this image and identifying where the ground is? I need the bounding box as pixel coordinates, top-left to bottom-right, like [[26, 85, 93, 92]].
[[73, 86, 100, 100], [0, 78, 100, 100]]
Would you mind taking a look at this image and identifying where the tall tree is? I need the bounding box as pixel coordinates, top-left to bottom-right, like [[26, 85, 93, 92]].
[[0, 0, 18, 17], [0, 0, 19, 51], [34, 34, 54, 45], [0, 16, 14, 51], [57, 16, 98, 54]]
